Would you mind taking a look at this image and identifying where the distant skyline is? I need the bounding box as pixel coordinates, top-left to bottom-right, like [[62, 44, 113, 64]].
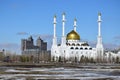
[[0, 0, 120, 54]]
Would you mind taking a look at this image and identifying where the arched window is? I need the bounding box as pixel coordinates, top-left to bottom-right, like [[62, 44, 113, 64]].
[[72, 43, 75, 46], [66, 43, 70, 46], [77, 43, 80, 46], [89, 48, 92, 50], [80, 47, 83, 50], [75, 47, 78, 49], [85, 48, 88, 50], [58, 44, 61, 46], [66, 43, 68, 45], [70, 47, 74, 49]]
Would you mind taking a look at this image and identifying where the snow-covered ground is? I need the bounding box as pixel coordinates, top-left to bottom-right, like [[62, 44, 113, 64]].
[[0, 66, 120, 80]]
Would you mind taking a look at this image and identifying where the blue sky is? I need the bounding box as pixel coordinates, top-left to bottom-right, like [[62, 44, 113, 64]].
[[0, 0, 120, 54]]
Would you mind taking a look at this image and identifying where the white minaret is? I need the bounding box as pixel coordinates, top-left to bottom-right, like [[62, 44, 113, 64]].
[[51, 15, 58, 61], [96, 13, 103, 48], [53, 15, 57, 46], [62, 13, 65, 36], [61, 13, 66, 45], [73, 18, 77, 32], [96, 12, 104, 62], [98, 13, 101, 37]]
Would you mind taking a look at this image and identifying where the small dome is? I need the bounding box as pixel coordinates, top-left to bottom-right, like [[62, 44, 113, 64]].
[[66, 30, 80, 40]]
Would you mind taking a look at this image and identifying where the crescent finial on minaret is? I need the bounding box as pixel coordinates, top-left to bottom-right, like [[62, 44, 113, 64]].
[[54, 15, 56, 18], [53, 15, 57, 25], [62, 12, 65, 15], [98, 12, 101, 16], [74, 18, 77, 21]]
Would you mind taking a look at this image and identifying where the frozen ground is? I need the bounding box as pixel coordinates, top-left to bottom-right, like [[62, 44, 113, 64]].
[[0, 65, 120, 80]]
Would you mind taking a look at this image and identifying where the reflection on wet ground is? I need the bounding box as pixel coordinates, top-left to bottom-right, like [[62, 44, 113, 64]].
[[0, 66, 120, 80]]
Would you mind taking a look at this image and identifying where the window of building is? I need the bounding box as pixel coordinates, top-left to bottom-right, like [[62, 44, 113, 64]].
[[58, 44, 61, 46], [66, 43, 68, 45], [89, 48, 92, 50], [77, 43, 80, 46], [72, 43, 75, 46], [80, 47, 83, 50], [85, 48, 88, 50], [75, 47, 78, 50], [70, 47, 74, 49], [66, 43, 70, 46]]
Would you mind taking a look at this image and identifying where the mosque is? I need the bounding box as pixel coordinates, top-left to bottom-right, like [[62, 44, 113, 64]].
[[51, 13, 120, 63]]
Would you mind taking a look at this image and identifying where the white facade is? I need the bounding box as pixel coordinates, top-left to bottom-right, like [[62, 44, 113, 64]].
[[51, 13, 120, 62]]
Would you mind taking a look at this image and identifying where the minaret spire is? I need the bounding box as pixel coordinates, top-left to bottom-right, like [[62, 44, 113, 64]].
[[98, 13, 101, 37], [51, 15, 58, 62], [97, 12, 103, 45], [62, 12, 65, 37], [61, 12, 66, 46], [96, 12, 104, 62], [73, 18, 77, 32], [52, 15, 57, 46], [53, 15, 57, 38]]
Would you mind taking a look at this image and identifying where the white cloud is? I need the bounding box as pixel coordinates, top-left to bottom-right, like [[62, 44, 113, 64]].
[[17, 32, 29, 35], [32, 34, 53, 40], [114, 36, 120, 40], [88, 40, 120, 50], [103, 43, 119, 50], [0, 43, 21, 54], [88, 41, 96, 47], [113, 35, 120, 44]]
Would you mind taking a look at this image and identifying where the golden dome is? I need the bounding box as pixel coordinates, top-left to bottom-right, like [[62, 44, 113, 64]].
[[66, 30, 80, 40]]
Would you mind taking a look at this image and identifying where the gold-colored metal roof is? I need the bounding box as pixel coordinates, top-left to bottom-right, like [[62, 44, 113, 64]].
[[66, 30, 80, 40]]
